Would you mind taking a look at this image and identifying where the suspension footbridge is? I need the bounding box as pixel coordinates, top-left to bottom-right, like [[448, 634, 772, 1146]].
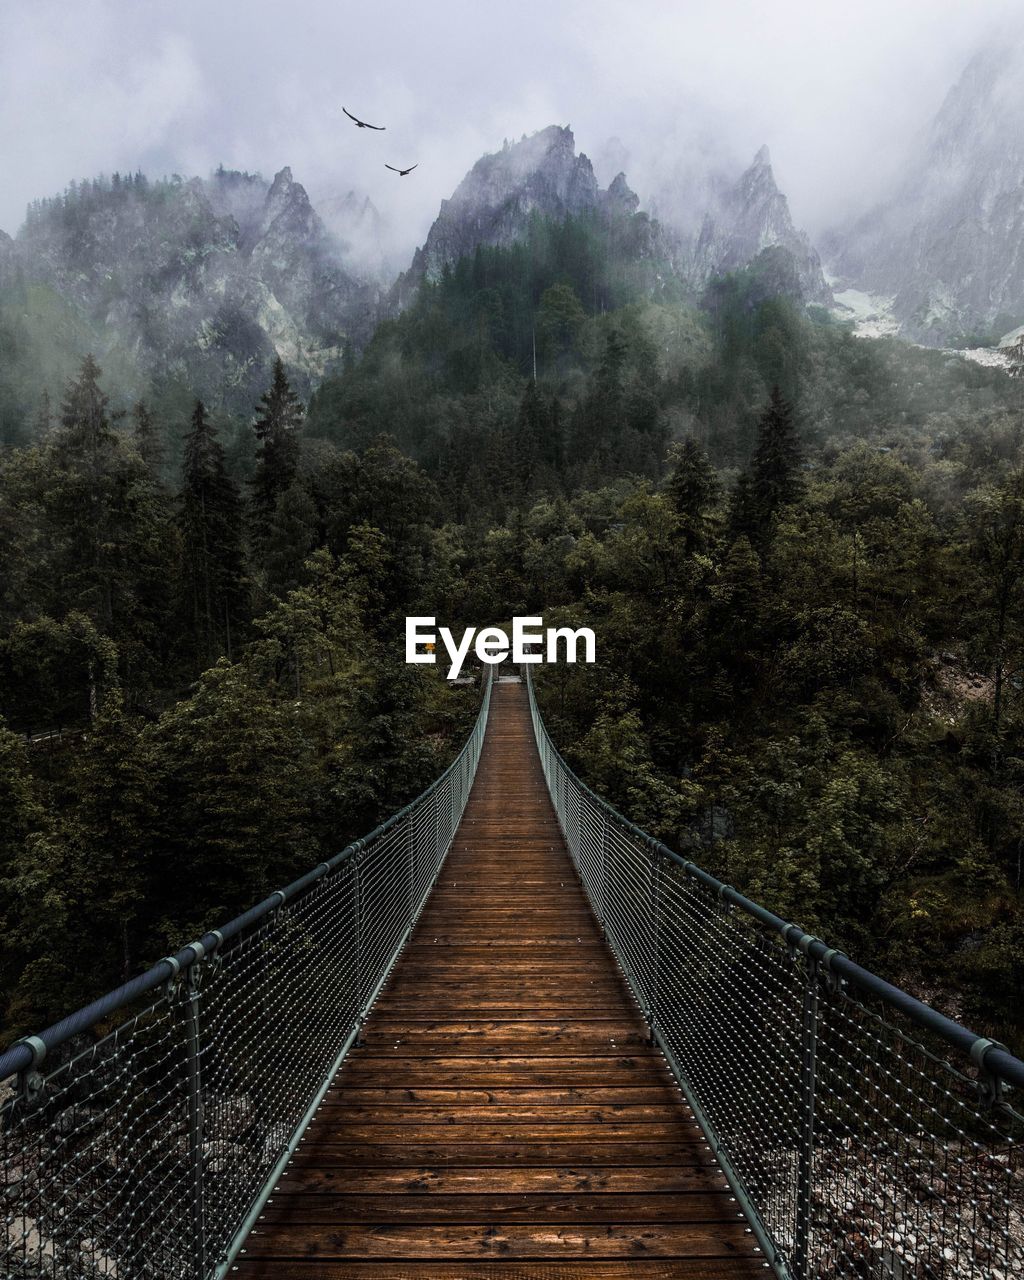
[[1, 668, 1021, 1279]]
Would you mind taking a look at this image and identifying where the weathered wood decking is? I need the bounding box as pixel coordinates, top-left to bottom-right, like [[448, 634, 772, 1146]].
[[235, 679, 764, 1278]]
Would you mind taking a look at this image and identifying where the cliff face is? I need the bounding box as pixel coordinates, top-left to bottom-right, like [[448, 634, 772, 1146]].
[[1, 122, 844, 414], [403, 126, 828, 308], [691, 147, 832, 304], [8, 167, 378, 406], [828, 43, 1024, 343], [408, 126, 605, 283]]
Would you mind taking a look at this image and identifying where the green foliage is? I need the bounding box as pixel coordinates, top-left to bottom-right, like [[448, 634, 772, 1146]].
[[250, 357, 304, 538], [179, 400, 247, 662], [2, 229, 1024, 1062]]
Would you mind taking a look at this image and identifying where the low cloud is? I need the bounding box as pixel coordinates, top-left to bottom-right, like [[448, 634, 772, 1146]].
[[1, 0, 1019, 266]]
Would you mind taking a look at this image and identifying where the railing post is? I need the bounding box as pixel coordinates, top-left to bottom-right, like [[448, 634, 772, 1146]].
[[793, 958, 819, 1280], [183, 969, 207, 1280]]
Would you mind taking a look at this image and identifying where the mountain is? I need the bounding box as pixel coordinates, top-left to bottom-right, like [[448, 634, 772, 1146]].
[[401, 127, 830, 310], [689, 147, 832, 304], [828, 42, 1024, 344], [5, 167, 377, 410], [0, 125, 839, 431], [408, 126, 604, 284], [316, 188, 397, 286]]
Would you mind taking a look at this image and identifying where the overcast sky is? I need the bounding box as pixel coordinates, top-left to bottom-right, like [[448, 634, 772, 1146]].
[[1, 0, 1018, 258]]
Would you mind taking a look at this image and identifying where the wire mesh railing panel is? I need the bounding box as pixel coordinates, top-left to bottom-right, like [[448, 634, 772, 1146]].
[[524, 666, 1024, 1280], [198, 862, 361, 1270], [656, 866, 807, 1257], [810, 989, 1023, 1280], [604, 823, 655, 1015], [575, 804, 604, 922], [1, 998, 195, 1279], [0, 670, 492, 1280]]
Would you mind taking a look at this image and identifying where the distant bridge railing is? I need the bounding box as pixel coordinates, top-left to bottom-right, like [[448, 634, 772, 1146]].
[[525, 666, 1024, 1280], [0, 668, 493, 1280]]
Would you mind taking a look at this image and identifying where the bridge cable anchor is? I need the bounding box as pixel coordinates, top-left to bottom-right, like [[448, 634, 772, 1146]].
[[970, 1036, 1010, 1111], [13, 1035, 47, 1105]]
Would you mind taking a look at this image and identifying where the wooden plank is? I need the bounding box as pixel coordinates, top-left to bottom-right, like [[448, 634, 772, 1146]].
[[234, 1261, 765, 1278], [314, 1106, 688, 1125], [299, 1123, 697, 1144], [332, 1059, 670, 1080], [269, 1167, 729, 1195], [286, 1143, 710, 1168], [242, 1222, 759, 1260], [324, 1088, 682, 1106], [360, 1021, 650, 1044], [257, 1193, 743, 1224], [337, 1044, 661, 1058]]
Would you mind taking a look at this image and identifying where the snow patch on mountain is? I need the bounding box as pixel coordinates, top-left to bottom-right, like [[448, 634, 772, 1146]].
[[831, 288, 900, 339]]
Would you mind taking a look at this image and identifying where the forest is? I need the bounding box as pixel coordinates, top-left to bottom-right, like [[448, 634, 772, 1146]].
[[1, 207, 1022, 1054]]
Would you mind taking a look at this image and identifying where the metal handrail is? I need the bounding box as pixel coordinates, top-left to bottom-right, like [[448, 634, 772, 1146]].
[[524, 664, 1024, 1280], [0, 667, 493, 1280]]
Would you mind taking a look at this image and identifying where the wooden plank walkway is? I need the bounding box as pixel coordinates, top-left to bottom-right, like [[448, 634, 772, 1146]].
[[236, 679, 765, 1279]]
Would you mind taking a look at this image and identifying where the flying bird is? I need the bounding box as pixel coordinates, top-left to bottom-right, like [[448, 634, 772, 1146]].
[[343, 107, 385, 130], [385, 163, 418, 176]]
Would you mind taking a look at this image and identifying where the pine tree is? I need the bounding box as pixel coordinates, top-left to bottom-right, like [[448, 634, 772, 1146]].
[[18, 358, 177, 698], [51, 356, 119, 625], [250, 358, 304, 538], [727, 471, 759, 545], [749, 385, 803, 540], [131, 400, 165, 477], [180, 401, 246, 663], [667, 438, 720, 553], [34, 389, 53, 439], [511, 380, 547, 499], [57, 354, 112, 458]]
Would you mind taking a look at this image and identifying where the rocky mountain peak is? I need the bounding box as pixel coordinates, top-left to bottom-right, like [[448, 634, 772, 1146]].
[[409, 125, 605, 282], [828, 38, 1024, 343], [603, 172, 640, 218], [318, 189, 392, 285], [8, 166, 374, 409], [259, 166, 321, 242], [692, 147, 831, 303]]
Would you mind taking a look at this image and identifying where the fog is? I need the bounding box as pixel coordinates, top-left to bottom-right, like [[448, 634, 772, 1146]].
[[1, 0, 1019, 267]]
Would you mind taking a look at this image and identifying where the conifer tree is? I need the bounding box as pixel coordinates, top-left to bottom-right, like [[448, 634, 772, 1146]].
[[749, 385, 803, 537], [180, 401, 246, 662], [51, 356, 120, 624], [250, 358, 304, 537], [57, 354, 112, 459], [727, 471, 759, 545], [511, 380, 548, 499], [667, 437, 720, 552], [34, 389, 53, 439], [131, 400, 164, 477]]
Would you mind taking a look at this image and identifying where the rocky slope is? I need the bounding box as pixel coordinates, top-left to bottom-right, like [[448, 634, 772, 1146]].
[[690, 146, 832, 304], [828, 42, 1024, 345], [402, 126, 829, 308], [0, 126, 840, 423], [6, 167, 379, 408], [409, 126, 604, 283]]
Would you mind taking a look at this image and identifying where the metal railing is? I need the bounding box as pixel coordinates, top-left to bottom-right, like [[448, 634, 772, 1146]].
[[0, 668, 493, 1280], [525, 666, 1024, 1280]]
